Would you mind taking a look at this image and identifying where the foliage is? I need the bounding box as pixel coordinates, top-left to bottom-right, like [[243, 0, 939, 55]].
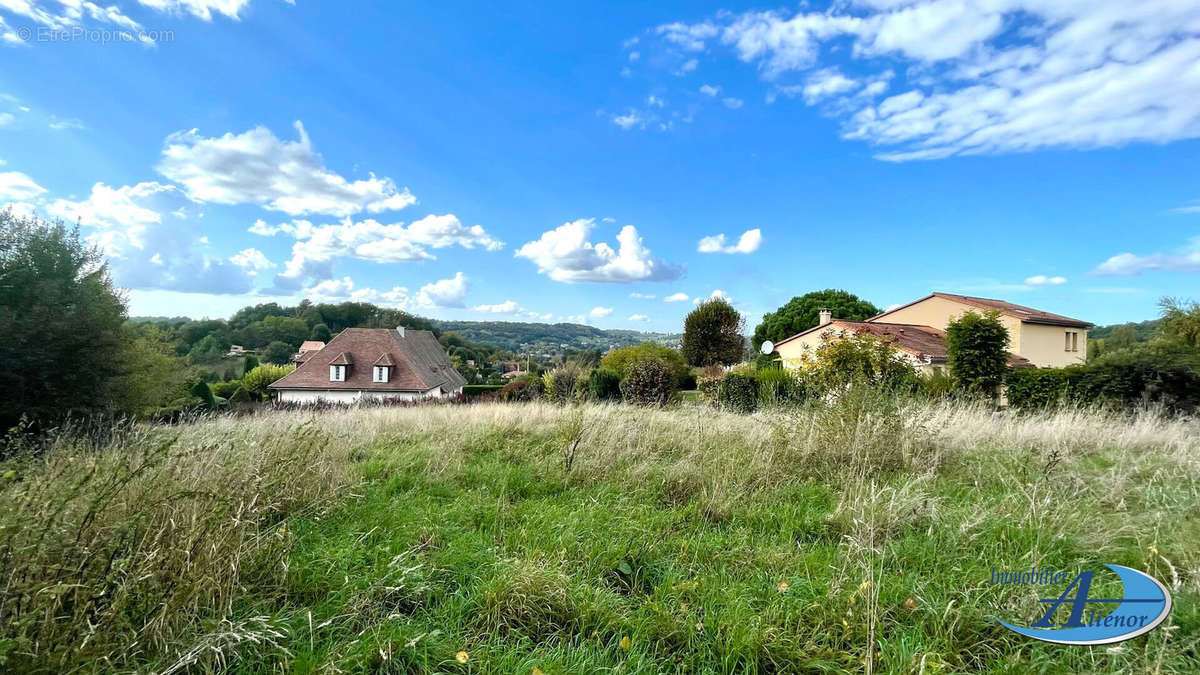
[[944, 310, 1010, 401], [809, 330, 921, 394], [681, 299, 745, 367], [0, 213, 135, 430], [588, 369, 622, 401], [463, 384, 505, 398], [242, 355, 260, 376], [755, 367, 812, 407], [241, 364, 296, 401], [918, 368, 955, 399], [542, 364, 584, 404], [431, 319, 678, 354], [754, 352, 780, 371], [696, 364, 725, 403], [263, 341, 295, 365], [752, 289, 880, 350], [619, 357, 676, 407], [310, 322, 333, 342], [600, 342, 691, 387], [190, 379, 218, 411], [1157, 297, 1200, 350], [716, 370, 759, 413], [499, 375, 544, 402]]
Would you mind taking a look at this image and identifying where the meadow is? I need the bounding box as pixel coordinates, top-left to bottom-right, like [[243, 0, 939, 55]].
[[1, 396, 1197, 673]]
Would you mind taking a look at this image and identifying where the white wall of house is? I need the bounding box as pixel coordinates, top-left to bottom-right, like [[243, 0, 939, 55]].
[[276, 387, 446, 404]]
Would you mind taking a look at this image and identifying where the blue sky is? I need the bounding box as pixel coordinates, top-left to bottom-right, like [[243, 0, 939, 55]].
[[1, 1, 1197, 331]]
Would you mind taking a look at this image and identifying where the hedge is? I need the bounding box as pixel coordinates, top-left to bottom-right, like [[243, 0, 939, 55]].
[[463, 384, 504, 398], [1007, 348, 1200, 414]]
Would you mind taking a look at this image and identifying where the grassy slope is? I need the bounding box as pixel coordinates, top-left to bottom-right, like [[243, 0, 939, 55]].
[[2, 400, 1198, 673]]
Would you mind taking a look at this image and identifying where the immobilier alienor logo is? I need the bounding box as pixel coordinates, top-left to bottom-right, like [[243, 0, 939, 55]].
[[992, 564, 1172, 645]]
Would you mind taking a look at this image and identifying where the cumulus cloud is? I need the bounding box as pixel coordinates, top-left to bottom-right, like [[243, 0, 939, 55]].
[[1024, 274, 1067, 286], [722, 97, 744, 109], [646, 3, 1200, 160], [0, 0, 151, 44], [694, 289, 732, 304], [664, 292, 690, 302], [415, 272, 469, 308], [1092, 236, 1200, 275], [699, 84, 721, 96], [628, 314, 650, 321], [158, 121, 417, 216], [697, 228, 762, 254], [46, 180, 258, 294], [472, 300, 552, 320], [271, 214, 502, 289], [612, 111, 644, 130], [304, 277, 412, 307], [137, 1, 256, 21], [515, 218, 682, 283], [0, 171, 47, 202], [629, 292, 656, 299], [589, 306, 614, 318]]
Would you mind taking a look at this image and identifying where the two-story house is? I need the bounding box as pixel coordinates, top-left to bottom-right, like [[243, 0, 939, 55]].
[[774, 292, 1091, 373]]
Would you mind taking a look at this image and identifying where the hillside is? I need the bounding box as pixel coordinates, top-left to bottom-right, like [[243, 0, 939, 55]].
[[1089, 318, 1161, 341], [433, 319, 680, 353]]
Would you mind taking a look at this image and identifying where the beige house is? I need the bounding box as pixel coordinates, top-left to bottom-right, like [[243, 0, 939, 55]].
[[775, 293, 1090, 373]]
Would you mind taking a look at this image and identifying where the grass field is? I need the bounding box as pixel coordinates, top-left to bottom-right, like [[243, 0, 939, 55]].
[[1, 396, 1197, 673]]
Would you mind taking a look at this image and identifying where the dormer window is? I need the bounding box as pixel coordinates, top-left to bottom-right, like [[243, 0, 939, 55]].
[[373, 366, 390, 382], [330, 365, 346, 382], [373, 352, 396, 384]]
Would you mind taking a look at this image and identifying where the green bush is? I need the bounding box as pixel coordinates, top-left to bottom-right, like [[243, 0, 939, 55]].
[[755, 367, 810, 407], [588, 369, 622, 401], [1006, 368, 1070, 409], [919, 368, 955, 399], [241, 355, 259, 376], [717, 371, 759, 413], [241, 364, 295, 401], [542, 365, 583, 404], [754, 353, 780, 371], [210, 380, 241, 399], [620, 357, 676, 407], [463, 384, 504, 398], [600, 343, 691, 387]]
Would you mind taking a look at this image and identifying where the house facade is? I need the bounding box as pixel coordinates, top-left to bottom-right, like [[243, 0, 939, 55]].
[[269, 327, 466, 404], [867, 293, 1091, 367], [774, 293, 1089, 372]]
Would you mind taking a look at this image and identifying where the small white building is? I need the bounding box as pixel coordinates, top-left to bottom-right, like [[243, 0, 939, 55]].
[[268, 327, 466, 404]]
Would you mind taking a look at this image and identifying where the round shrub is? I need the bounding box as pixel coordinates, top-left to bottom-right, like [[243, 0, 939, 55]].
[[500, 375, 544, 402], [717, 371, 759, 413], [620, 358, 676, 407]]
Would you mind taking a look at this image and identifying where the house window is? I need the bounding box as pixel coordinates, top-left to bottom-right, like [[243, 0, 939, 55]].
[[1072, 332, 1079, 352], [373, 366, 389, 383], [330, 365, 345, 382], [1065, 331, 1079, 352]]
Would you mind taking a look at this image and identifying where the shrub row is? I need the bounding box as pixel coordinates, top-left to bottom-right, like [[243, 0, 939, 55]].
[[496, 360, 677, 407], [1007, 347, 1200, 413]]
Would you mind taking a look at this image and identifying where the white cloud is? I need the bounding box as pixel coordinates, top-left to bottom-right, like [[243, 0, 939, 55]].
[[1024, 274, 1066, 286], [612, 111, 643, 130], [48, 117, 85, 130], [699, 84, 721, 96], [136, 1, 255, 21], [47, 181, 175, 230], [0, 112, 13, 127], [1169, 201, 1200, 214], [1092, 236, 1200, 275], [697, 228, 762, 254], [472, 299, 551, 319], [628, 314, 650, 321], [629, 292, 656, 299], [0, 171, 47, 201], [415, 272, 469, 308], [694, 289, 732, 304], [272, 214, 502, 288], [722, 97, 744, 109], [647, 94, 664, 108], [304, 276, 410, 307], [651, 3, 1200, 160], [664, 292, 690, 302], [800, 68, 859, 104], [589, 306, 614, 318], [0, 0, 150, 43], [158, 121, 417, 216], [229, 247, 274, 275], [248, 218, 314, 238], [515, 218, 682, 283]]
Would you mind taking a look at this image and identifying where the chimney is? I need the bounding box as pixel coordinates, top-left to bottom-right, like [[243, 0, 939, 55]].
[[818, 308, 832, 326], [396, 326, 406, 338]]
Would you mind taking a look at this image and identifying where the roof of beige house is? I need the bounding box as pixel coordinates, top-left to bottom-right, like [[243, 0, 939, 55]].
[[269, 328, 466, 392], [870, 292, 1092, 328], [775, 319, 1033, 368]]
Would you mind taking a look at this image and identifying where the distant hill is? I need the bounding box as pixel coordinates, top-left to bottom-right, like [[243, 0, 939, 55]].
[[432, 320, 680, 354], [1089, 319, 1160, 341]]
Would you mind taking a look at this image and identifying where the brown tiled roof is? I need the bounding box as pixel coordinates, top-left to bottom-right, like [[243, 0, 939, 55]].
[[329, 352, 354, 366], [298, 340, 326, 353], [269, 328, 467, 392], [775, 320, 1032, 368], [870, 292, 1092, 328], [374, 353, 396, 367]]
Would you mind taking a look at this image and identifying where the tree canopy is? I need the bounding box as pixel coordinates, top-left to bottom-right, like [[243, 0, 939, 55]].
[[753, 289, 880, 349], [681, 299, 745, 366], [944, 310, 1010, 400]]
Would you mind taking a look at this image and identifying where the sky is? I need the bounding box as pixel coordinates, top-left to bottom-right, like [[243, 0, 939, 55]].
[[0, 1, 1197, 331]]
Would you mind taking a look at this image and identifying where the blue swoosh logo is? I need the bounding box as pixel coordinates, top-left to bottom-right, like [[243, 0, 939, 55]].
[[997, 565, 1172, 645]]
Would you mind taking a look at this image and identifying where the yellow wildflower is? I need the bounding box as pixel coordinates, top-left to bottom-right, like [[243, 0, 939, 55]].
[[619, 635, 631, 650], [455, 650, 469, 664], [777, 581, 790, 593]]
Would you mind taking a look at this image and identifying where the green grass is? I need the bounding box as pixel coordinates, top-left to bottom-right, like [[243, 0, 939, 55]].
[[2, 398, 1198, 672]]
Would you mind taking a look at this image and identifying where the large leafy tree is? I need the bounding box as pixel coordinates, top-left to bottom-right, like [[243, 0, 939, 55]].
[[0, 212, 129, 429], [944, 310, 1010, 400], [681, 298, 745, 366], [753, 289, 880, 350]]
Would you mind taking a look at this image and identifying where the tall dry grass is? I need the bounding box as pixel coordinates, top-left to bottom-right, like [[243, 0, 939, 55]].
[[0, 396, 1196, 671]]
